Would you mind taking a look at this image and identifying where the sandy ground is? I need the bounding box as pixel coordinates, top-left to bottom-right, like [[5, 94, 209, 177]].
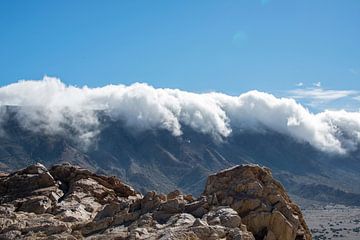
[[302, 205, 360, 240]]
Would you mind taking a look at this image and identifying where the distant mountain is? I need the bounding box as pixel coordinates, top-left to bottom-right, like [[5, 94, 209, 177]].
[[0, 106, 360, 206]]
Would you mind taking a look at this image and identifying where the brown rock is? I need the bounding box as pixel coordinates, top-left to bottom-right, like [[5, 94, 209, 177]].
[[203, 164, 312, 240], [18, 195, 52, 214], [167, 189, 181, 200], [0, 163, 57, 203]]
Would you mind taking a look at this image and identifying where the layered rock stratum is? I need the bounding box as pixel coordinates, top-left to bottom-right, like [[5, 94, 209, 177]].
[[0, 163, 311, 240]]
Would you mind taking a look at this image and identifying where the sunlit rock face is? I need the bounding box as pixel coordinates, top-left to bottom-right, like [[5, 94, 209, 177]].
[[0, 163, 310, 240], [203, 164, 311, 240]]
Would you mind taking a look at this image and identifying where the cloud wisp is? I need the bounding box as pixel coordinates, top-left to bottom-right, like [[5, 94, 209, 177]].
[[0, 77, 360, 154], [289, 88, 358, 102], [313, 82, 322, 87], [349, 68, 359, 75]]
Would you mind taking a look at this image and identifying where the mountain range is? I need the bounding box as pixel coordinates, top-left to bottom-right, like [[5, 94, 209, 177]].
[[1, 106, 359, 207]]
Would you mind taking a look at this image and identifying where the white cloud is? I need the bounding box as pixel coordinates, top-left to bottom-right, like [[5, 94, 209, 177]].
[[313, 82, 321, 87], [0, 76, 360, 154], [289, 88, 357, 102], [295, 82, 304, 87], [318, 110, 360, 151]]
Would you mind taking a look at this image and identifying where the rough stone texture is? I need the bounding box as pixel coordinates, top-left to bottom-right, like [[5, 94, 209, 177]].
[[0, 163, 310, 240], [203, 164, 311, 240]]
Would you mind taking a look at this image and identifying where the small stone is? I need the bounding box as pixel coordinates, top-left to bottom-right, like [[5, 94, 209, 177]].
[[192, 218, 207, 227], [167, 190, 181, 200]]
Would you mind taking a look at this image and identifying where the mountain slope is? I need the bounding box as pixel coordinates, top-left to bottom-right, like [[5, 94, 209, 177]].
[[0, 110, 360, 206]]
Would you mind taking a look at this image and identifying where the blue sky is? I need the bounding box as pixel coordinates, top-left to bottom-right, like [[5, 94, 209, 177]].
[[0, 0, 359, 110]]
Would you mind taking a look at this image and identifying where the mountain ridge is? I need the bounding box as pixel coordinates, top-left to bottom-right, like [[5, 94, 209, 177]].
[[0, 108, 360, 206]]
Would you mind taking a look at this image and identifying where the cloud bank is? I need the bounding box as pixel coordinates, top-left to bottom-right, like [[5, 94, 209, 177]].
[[0, 77, 359, 154]]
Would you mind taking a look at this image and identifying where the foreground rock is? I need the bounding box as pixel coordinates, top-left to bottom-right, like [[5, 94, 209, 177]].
[[204, 165, 311, 240], [0, 163, 311, 240]]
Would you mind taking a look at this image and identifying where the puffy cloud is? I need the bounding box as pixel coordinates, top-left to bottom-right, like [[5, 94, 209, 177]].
[[0, 76, 359, 154], [317, 110, 360, 151], [211, 91, 345, 153]]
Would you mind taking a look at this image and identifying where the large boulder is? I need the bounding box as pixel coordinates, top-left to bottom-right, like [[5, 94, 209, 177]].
[[0, 163, 142, 239], [203, 164, 311, 240], [0, 163, 58, 203]]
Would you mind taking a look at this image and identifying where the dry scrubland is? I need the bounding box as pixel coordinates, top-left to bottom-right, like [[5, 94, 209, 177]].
[[303, 205, 360, 240]]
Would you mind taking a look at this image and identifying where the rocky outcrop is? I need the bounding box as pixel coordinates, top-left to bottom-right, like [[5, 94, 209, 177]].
[[0, 163, 311, 240], [203, 165, 311, 240]]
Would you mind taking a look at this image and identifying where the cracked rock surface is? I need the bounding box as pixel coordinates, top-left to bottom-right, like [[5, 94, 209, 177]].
[[0, 163, 311, 240]]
